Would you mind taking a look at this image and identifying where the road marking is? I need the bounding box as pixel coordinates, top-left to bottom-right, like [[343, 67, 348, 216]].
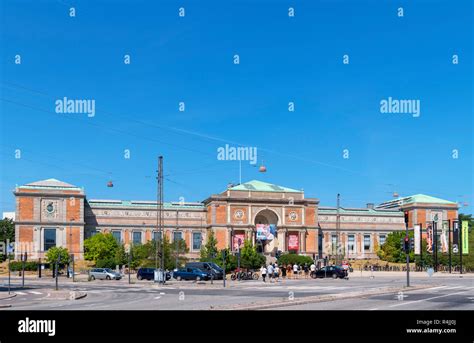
[[154, 296, 161, 299], [29, 291, 42, 295], [15, 292, 27, 295], [388, 287, 474, 308]]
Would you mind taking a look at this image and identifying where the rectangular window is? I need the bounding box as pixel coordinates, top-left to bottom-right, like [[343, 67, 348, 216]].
[[44, 228, 56, 251], [331, 235, 337, 254], [364, 235, 371, 251], [112, 231, 121, 243], [133, 231, 142, 245], [192, 232, 202, 250], [348, 235, 355, 253], [173, 231, 182, 242], [379, 234, 386, 246], [153, 231, 162, 242]]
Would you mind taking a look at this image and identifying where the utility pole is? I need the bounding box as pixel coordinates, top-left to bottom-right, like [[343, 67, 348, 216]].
[[433, 220, 438, 272], [448, 220, 452, 274], [404, 212, 410, 287], [22, 252, 27, 288], [157, 156, 165, 284], [222, 249, 226, 288], [55, 255, 60, 291], [8, 252, 11, 295], [336, 194, 340, 266], [460, 220, 463, 275]]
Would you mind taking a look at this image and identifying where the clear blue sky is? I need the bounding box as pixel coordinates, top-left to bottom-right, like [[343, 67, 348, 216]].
[[0, 0, 472, 214]]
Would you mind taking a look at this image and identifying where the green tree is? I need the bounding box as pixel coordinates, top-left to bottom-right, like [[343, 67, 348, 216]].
[[0, 218, 14, 242], [45, 247, 70, 265], [377, 230, 414, 263], [277, 253, 313, 266], [240, 239, 266, 269], [200, 230, 218, 261], [0, 218, 15, 262], [130, 237, 189, 270], [84, 233, 119, 261]]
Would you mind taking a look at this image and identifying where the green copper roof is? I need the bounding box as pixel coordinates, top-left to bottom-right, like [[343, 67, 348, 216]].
[[319, 207, 404, 216], [87, 199, 205, 210], [229, 180, 301, 193], [378, 194, 456, 207], [18, 178, 82, 191]]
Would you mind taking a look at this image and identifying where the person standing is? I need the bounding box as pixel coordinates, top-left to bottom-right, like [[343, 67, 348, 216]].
[[303, 263, 309, 279], [260, 265, 267, 282]]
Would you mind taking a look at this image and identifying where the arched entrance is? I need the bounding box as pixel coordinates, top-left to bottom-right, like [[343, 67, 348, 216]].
[[254, 209, 279, 254]]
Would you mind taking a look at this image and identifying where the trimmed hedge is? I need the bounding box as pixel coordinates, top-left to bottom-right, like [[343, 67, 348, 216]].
[[277, 253, 313, 266], [9, 261, 39, 271], [95, 258, 117, 269]]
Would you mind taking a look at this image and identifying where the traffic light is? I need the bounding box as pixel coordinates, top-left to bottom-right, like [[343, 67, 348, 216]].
[[409, 238, 415, 251], [404, 236, 410, 252], [400, 238, 406, 252]]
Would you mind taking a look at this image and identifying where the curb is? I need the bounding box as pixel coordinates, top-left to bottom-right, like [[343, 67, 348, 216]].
[[215, 285, 431, 310], [0, 293, 17, 301], [42, 291, 87, 301], [0, 304, 12, 308]]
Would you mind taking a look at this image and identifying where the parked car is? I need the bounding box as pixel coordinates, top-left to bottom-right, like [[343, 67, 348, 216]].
[[137, 268, 171, 281], [173, 267, 211, 281], [310, 266, 348, 279], [185, 262, 224, 280], [89, 268, 122, 280]]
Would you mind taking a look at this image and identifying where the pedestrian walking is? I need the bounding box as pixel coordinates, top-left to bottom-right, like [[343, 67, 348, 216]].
[[303, 263, 309, 279], [281, 264, 287, 279], [274, 264, 280, 282], [260, 265, 267, 282], [287, 264, 292, 279], [293, 263, 299, 279], [267, 263, 274, 283], [310, 262, 316, 278]]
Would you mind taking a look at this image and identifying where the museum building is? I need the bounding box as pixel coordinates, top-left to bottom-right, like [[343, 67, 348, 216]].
[[13, 179, 459, 261]]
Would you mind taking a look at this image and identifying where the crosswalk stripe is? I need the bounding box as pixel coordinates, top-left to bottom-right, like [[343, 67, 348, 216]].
[[15, 292, 26, 295], [29, 291, 42, 295]]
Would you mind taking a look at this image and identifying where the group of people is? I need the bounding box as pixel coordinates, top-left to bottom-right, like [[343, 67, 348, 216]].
[[259, 262, 317, 282]]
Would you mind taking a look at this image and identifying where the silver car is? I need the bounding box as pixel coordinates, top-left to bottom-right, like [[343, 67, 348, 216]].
[[89, 268, 122, 280]]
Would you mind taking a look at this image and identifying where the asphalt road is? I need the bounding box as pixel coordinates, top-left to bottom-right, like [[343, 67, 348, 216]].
[[1, 272, 473, 310]]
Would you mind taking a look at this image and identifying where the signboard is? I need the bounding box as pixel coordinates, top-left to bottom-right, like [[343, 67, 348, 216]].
[[440, 221, 449, 253], [462, 221, 469, 254], [452, 221, 459, 253], [233, 233, 245, 250], [426, 223, 433, 253], [288, 233, 299, 251], [256, 224, 276, 241], [414, 224, 421, 255]]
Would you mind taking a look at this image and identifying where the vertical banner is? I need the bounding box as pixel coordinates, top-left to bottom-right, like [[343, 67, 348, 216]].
[[414, 224, 421, 255], [426, 223, 433, 253], [452, 221, 459, 253], [462, 221, 469, 255], [233, 233, 245, 251], [288, 233, 299, 251], [441, 221, 449, 253]]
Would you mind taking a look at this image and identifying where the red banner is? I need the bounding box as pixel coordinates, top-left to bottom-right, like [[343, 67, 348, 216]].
[[288, 233, 299, 251]]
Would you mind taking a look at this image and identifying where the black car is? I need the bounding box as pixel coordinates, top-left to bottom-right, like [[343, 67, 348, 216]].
[[137, 268, 171, 281], [311, 266, 348, 279], [185, 262, 224, 280], [173, 267, 211, 281]]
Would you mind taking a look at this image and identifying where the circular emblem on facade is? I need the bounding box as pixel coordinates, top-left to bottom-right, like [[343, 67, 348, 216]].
[[46, 202, 55, 214], [234, 209, 244, 220], [288, 211, 298, 221]]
